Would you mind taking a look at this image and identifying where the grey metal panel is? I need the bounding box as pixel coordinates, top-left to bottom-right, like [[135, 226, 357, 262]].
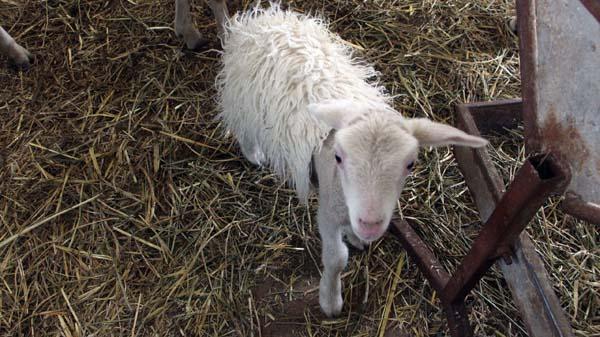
[[529, 0, 600, 221]]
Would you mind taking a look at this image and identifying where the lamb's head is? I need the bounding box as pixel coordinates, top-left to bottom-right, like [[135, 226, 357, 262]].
[[309, 99, 488, 242]]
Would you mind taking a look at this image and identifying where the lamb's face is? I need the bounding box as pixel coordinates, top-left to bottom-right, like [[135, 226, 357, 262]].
[[309, 99, 488, 243], [334, 118, 417, 242]]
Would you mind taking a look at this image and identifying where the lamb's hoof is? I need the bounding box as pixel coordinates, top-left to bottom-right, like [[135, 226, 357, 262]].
[[176, 26, 210, 51], [319, 293, 343, 318], [319, 277, 343, 318], [185, 36, 210, 51], [8, 43, 32, 70]]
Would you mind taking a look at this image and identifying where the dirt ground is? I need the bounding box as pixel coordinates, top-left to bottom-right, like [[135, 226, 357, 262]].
[[1, 1, 597, 336]]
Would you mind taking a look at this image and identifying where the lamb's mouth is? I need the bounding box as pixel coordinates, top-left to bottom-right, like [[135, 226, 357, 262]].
[[355, 225, 388, 242]]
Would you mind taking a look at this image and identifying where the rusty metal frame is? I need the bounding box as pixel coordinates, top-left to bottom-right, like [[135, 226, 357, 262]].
[[452, 101, 574, 337], [517, 0, 600, 224], [388, 1, 597, 335], [391, 101, 573, 337]]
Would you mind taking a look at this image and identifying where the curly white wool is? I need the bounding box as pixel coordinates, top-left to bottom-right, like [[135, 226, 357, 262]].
[[215, 5, 391, 201]]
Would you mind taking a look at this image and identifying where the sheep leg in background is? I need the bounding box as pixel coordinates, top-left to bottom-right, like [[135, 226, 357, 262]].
[[207, 0, 229, 40], [175, 0, 208, 50], [318, 210, 348, 317], [0, 26, 32, 68]]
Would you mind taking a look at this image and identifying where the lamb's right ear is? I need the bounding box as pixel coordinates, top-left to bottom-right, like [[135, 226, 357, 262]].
[[308, 99, 362, 130], [404, 118, 488, 148]]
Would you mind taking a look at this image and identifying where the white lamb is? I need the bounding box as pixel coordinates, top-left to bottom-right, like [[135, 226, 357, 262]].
[[215, 5, 487, 317], [0, 26, 32, 68]]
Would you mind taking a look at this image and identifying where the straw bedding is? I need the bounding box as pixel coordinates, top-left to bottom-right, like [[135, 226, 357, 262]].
[[0, 1, 597, 336]]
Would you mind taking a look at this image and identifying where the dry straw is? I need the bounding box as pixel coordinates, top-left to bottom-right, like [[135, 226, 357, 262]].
[[0, 1, 596, 336]]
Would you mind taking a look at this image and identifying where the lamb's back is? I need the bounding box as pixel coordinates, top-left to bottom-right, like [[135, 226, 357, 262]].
[[216, 6, 386, 201]]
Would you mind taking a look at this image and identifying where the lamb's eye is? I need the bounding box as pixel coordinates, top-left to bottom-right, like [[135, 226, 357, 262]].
[[335, 154, 342, 164], [407, 161, 415, 171]]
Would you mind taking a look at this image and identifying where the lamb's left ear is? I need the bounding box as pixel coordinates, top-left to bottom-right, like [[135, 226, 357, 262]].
[[404, 118, 488, 148], [308, 99, 362, 130]]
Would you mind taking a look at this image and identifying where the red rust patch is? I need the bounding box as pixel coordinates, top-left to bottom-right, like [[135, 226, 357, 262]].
[[540, 108, 590, 170]]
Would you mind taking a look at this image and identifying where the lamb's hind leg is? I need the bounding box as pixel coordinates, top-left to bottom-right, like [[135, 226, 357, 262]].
[[175, 0, 208, 50], [0, 26, 32, 68]]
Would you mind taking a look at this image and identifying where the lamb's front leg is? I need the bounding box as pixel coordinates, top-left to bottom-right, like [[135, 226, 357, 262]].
[[174, 0, 208, 50], [318, 210, 348, 317], [0, 26, 32, 68]]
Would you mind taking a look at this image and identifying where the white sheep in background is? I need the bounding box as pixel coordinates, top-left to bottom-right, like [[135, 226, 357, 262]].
[[214, 5, 488, 317], [1, 0, 224, 69], [0, 26, 32, 68]]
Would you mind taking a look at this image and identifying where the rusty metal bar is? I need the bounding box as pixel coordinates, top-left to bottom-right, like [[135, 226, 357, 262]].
[[562, 193, 600, 225], [453, 101, 576, 337], [390, 220, 449, 292], [454, 103, 505, 215], [516, 0, 540, 154], [441, 155, 569, 304], [445, 303, 472, 337], [390, 221, 472, 337], [463, 98, 522, 135]]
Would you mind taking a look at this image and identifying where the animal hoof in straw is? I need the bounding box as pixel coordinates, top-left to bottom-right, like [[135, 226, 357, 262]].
[[8, 43, 32, 69]]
